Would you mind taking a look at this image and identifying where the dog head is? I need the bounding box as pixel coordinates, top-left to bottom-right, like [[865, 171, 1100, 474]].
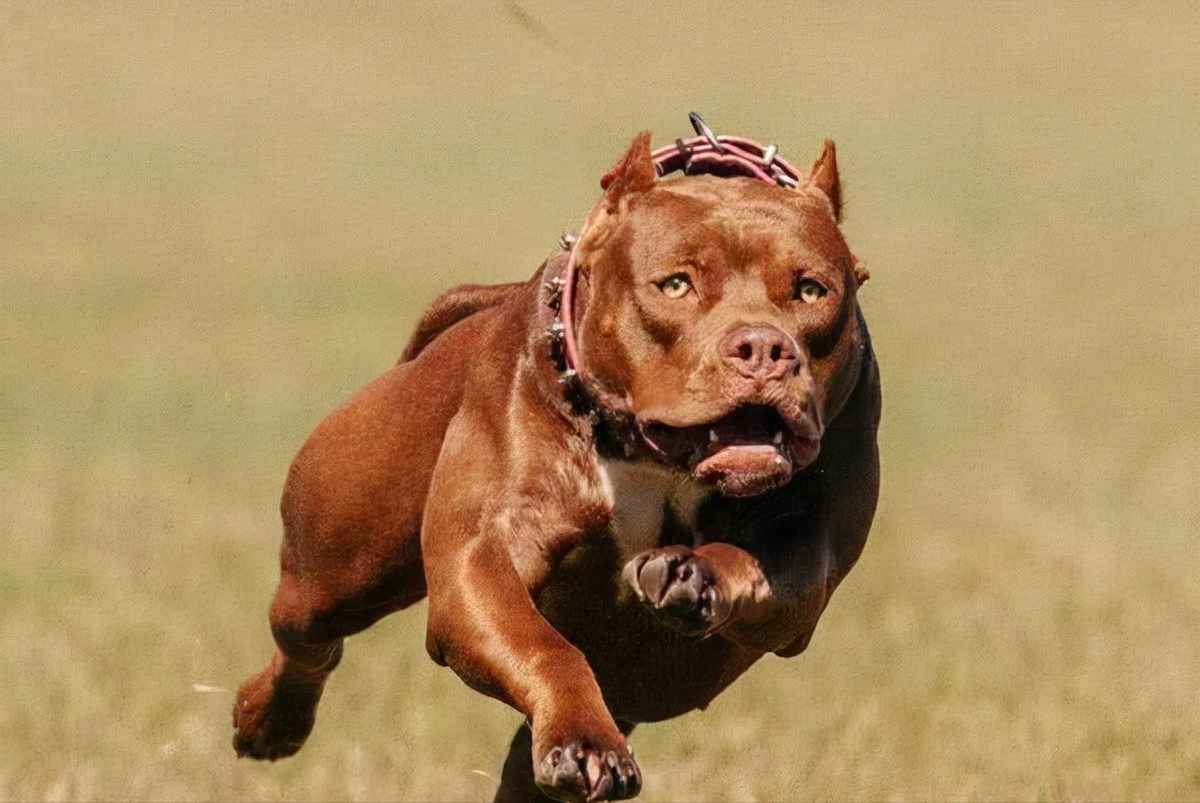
[[571, 133, 868, 498]]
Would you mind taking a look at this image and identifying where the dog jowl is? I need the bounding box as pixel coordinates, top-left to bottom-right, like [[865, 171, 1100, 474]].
[[233, 122, 880, 802]]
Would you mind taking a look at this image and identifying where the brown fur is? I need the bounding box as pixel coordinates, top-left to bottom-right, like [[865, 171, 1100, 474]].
[[234, 133, 881, 802]]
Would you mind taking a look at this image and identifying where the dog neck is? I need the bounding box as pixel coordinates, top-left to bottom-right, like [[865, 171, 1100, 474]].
[[531, 253, 641, 461]]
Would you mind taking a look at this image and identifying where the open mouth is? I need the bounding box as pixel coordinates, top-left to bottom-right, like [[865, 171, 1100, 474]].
[[639, 405, 819, 497]]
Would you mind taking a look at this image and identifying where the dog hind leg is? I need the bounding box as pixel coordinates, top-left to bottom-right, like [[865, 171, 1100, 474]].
[[233, 554, 426, 760], [234, 288, 507, 760]]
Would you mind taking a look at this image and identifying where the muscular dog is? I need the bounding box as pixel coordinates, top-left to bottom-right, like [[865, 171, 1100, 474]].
[[233, 125, 881, 802]]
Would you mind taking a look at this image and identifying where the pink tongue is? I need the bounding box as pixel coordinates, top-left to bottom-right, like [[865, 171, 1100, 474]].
[[693, 445, 793, 497]]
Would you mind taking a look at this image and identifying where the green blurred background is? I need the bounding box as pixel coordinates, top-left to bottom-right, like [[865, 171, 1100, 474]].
[[2, 2, 1197, 801]]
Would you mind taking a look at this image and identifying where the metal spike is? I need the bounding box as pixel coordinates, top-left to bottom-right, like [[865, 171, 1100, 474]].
[[558, 368, 577, 384], [545, 320, 564, 339], [689, 112, 724, 153], [543, 276, 565, 309], [559, 232, 578, 251]]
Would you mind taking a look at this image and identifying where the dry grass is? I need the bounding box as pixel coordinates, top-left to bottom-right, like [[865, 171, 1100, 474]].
[[2, 3, 1197, 801]]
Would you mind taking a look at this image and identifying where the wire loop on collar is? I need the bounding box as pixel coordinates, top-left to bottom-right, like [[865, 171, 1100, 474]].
[[653, 113, 802, 189]]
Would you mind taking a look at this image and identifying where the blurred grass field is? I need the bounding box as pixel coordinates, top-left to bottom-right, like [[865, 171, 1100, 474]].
[[2, 2, 1198, 801]]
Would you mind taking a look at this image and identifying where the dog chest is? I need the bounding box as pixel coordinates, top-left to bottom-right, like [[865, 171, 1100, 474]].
[[597, 458, 708, 562]]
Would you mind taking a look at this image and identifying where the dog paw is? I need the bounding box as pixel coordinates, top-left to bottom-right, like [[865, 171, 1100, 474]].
[[535, 739, 641, 802], [232, 668, 321, 761], [622, 546, 730, 636]]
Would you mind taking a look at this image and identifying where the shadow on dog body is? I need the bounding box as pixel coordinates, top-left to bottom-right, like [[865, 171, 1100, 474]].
[[234, 132, 881, 802]]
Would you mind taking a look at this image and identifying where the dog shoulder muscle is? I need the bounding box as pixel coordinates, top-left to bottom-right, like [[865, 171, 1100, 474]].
[[398, 281, 527, 363]]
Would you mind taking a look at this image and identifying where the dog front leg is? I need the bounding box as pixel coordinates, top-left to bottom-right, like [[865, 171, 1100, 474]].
[[425, 533, 641, 802], [623, 539, 836, 656], [421, 403, 641, 803]]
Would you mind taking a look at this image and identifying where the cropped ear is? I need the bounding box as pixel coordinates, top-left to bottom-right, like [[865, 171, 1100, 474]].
[[599, 131, 657, 208], [808, 139, 841, 223]]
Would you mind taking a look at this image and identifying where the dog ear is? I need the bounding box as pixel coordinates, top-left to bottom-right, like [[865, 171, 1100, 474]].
[[808, 139, 841, 223], [600, 131, 657, 205]]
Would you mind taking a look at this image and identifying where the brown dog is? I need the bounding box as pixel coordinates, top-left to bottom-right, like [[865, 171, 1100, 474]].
[[233, 122, 880, 802]]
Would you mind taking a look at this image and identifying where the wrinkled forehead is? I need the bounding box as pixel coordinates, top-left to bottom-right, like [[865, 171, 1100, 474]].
[[625, 177, 846, 271]]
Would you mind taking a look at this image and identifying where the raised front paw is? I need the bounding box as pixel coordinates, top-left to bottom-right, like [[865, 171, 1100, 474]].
[[622, 546, 730, 636], [534, 733, 641, 802]]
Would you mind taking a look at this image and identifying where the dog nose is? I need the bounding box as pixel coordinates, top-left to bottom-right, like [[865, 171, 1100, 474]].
[[724, 326, 800, 381]]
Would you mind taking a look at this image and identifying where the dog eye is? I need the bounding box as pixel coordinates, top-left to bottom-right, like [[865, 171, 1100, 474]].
[[657, 273, 693, 299], [795, 278, 827, 304]]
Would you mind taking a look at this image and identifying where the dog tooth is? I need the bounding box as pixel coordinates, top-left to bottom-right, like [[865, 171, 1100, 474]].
[[772, 431, 783, 445], [709, 429, 719, 444]]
